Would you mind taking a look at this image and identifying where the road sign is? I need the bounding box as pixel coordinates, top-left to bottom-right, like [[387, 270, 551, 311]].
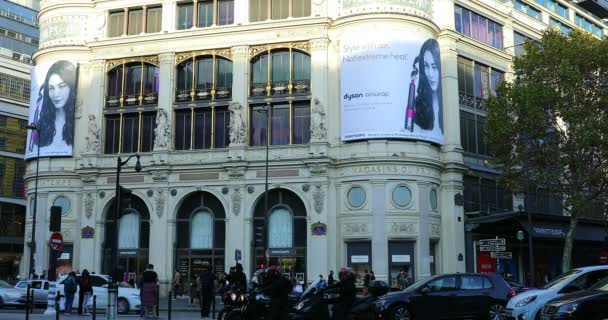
[[50, 232, 63, 251], [479, 245, 506, 252], [235, 249, 242, 261], [491, 251, 513, 259], [479, 238, 506, 246]]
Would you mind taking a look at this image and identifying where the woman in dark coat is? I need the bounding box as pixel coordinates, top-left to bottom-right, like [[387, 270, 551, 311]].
[[139, 264, 158, 318]]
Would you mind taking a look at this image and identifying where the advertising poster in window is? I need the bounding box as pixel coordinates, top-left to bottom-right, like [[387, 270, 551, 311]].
[[26, 60, 78, 159], [341, 30, 444, 145]]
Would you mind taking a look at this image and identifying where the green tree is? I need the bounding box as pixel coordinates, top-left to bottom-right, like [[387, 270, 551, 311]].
[[486, 29, 608, 271]]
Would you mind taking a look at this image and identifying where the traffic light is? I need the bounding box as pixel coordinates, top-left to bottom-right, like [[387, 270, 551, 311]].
[[49, 206, 61, 232], [118, 186, 133, 210]]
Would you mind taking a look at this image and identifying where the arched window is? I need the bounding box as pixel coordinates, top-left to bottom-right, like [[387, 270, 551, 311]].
[[249, 48, 311, 146], [174, 54, 232, 150], [190, 209, 214, 249], [104, 57, 160, 154], [268, 207, 293, 248], [118, 211, 140, 249]]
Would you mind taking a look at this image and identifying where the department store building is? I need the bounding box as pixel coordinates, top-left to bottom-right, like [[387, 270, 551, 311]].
[[23, 0, 608, 288]]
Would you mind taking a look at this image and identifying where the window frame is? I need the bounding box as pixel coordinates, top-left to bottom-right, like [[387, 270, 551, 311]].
[[454, 5, 503, 49], [177, 0, 234, 30], [108, 6, 163, 38], [250, 0, 311, 22]]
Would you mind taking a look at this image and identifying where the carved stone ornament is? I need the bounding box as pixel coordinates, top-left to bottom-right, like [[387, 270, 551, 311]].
[[85, 114, 101, 153], [81, 175, 96, 184], [170, 189, 178, 196], [84, 193, 94, 219], [227, 167, 245, 179], [247, 186, 255, 194], [454, 193, 464, 206], [155, 189, 165, 218], [431, 224, 441, 237], [228, 102, 246, 145], [309, 164, 327, 176], [344, 223, 369, 235], [302, 184, 310, 192], [390, 223, 416, 234], [310, 98, 327, 141], [151, 171, 168, 182], [312, 185, 324, 214], [153, 109, 170, 150], [231, 188, 242, 216]]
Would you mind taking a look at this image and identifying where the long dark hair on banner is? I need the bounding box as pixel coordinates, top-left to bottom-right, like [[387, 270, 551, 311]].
[[414, 39, 443, 133], [35, 60, 76, 148]]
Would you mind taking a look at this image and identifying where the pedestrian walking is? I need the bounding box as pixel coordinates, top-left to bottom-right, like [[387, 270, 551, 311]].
[[363, 269, 371, 287], [327, 268, 356, 320], [172, 271, 181, 298], [370, 271, 376, 281], [63, 271, 77, 315], [397, 269, 409, 290], [261, 266, 292, 320], [189, 274, 199, 305], [198, 264, 216, 318], [328, 270, 335, 285], [78, 269, 94, 315], [139, 264, 159, 318]]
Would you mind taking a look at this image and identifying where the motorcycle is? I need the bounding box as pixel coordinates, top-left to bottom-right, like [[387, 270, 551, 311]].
[[218, 285, 247, 320], [224, 286, 272, 320]]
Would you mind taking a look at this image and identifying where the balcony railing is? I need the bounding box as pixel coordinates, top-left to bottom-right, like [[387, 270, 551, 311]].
[[459, 92, 487, 111]]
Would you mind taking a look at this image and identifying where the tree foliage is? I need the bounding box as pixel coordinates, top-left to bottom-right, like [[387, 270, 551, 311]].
[[486, 29, 608, 271]]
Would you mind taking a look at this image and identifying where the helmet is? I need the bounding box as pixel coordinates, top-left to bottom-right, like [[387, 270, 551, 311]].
[[338, 267, 351, 280], [266, 266, 280, 279]]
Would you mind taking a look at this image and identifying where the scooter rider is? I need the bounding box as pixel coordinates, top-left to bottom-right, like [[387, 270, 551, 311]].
[[327, 267, 357, 320], [262, 266, 292, 320]]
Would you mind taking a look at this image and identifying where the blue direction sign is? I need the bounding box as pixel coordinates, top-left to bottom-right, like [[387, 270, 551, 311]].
[[235, 249, 242, 261]]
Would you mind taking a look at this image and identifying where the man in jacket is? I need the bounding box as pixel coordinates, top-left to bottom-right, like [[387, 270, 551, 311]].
[[198, 264, 216, 318], [262, 266, 292, 320], [78, 269, 94, 315], [327, 268, 357, 320]]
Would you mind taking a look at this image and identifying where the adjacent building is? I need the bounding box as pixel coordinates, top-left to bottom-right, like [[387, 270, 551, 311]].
[[0, 0, 39, 280], [24, 0, 608, 289]]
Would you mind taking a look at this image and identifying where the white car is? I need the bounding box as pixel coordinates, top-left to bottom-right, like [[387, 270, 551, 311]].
[[505, 266, 608, 320], [56, 274, 141, 314], [0, 280, 25, 308]]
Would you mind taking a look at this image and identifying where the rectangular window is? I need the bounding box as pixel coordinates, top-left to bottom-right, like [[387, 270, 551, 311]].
[[250, 106, 268, 146], [271, 0, 289, 20], [575, 14, 603, 38], [550, 18, 572, 34], [464, 176, 513, 213], [121, 113, 140, 153], [250, 0, 268, 22], [454, 5, 503, 49], [515, 0, 540, 20], [178, 3, 194, 29], [459, 110, 488, 156], [199, 1, 214, 27], [218, 0, 235, 25], [104, 116, 121, 154], [214, 107, 230, 148], [140, 112, 156, 152], [292, 0, 311, 17], [146, 7, 162, 33], [537, 0, 568, 18], [292, 103, 310, 144], [0, 72, 31, 103], [108, 11, 125, 37], [174, 110, 192, 150], [458, 57, 503, 110], [194, 108, 212, 149], [513, 32, 529, 56], [271, 104, 289, 145], [127, 9, 143, 35], [174, 106, 230, 150]]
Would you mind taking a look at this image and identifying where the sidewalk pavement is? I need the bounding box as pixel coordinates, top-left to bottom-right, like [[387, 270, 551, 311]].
[[0, 311, 211, 320]]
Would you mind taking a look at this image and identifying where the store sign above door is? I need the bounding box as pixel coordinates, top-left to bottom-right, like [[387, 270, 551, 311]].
[[351, 255, 369, 263], [268, 248, 294, 256]]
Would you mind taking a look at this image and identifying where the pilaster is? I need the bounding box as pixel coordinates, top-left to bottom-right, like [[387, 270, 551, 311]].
[[417, 183, 432, 279], [371, 181, 388, 281]]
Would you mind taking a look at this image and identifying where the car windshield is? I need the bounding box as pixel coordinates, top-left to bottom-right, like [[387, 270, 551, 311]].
[[0, 280, 12, 288], [404, 276, 439, 292], [543, 270, 582, 289], [589, 277, 608, 291]]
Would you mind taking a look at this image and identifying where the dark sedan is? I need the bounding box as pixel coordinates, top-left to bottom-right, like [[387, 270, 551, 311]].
[[540, 276, 608, 320], [375, 273, 515, 320]]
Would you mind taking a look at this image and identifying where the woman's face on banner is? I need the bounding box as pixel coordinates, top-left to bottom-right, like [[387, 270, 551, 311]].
[[423, 50, 439, 92], [48, 73, 70, 110]]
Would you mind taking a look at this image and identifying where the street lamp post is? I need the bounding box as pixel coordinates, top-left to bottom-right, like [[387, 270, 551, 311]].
[[108, 154, 141, 320], [26, 124, 40, 280]]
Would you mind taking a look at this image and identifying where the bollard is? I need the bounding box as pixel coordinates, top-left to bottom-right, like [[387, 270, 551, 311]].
[[167, 291, 172, 320], [93, 295, 96, 320], [107, 283, 118, 320], [25, 283, 30, 320], [55, 292, 59, 320], [212, 293, 216, 319], [156, 284, 159, 317]]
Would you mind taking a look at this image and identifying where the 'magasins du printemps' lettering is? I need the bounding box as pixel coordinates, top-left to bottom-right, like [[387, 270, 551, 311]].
[[343, 92, 390, 101]]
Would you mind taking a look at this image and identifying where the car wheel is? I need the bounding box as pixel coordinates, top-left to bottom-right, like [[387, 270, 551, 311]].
[[488, 304, 505, 320], [117, 298, 129, 314], [390, 305, 412, 320]]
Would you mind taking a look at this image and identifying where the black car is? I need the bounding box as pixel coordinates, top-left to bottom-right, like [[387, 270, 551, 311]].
[[540, 276, 608, 320], [375, 273, 515, 320]]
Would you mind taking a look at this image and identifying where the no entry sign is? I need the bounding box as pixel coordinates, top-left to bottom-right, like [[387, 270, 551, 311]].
[[50, 232, 63, 250]]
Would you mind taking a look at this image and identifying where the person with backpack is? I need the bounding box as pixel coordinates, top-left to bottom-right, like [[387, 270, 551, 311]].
[[64, 271, 78, 315], [78, 269, 94, 315]]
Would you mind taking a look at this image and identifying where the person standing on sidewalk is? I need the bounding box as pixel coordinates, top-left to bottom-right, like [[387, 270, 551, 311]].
[[198, 264, 217, 318], [78, 269, 94, 315], [172, 271, 181, 298], [63, 271, 77, 315], [140, 264, 159, 318]]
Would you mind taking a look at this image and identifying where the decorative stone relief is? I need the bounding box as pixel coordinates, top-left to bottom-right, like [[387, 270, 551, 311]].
[[431, 224, 440, 237], [84, 193, 94, 219], [312, 185, 324, 214], [343, 223, 370, 235], [231, 46, 249, 59], [228, 102, 246, 145], [85, 114, 101, 153], [302, 184, 310, 192], [74, 98, 84, 119], [338, 0, 432, 19], [311, 98, 327, 141], [247, 186, 255, 194], [227, 167, 245, 179], [81, 175, 96, 184], [38, 14, 88, 48], [155, 189, 165, 218], [151, 171, 168, 182], [390, 222, 416, 234], [231, 188, 242, 216], [154, 109, 170, 150], [308, 164, 327, 176]]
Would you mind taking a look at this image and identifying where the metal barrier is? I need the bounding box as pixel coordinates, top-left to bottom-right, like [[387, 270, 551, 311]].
[[25, 283, 31, 320], [93, 295, 97, 320]]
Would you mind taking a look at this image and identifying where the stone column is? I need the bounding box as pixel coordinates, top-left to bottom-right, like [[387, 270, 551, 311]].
[[34, 192, 49, 275], [155, 53, 174, 160], [371, 181, 388, 281], [417, 183, 432, 279], [233, 0, 249, 24], [79, 191, 97, 272], [439, 170, 466, 273], [309, 38, 329, 146], [150, 204, 170, 292], [80, 60, 105, 158], [308, 184, 328, 281], [162, 0, 177, 32], [225, 187, 246, 273], [229, 46, 249, 157]]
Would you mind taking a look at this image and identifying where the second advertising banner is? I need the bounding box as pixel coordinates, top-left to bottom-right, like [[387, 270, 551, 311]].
[[341, 30, 444, 145]]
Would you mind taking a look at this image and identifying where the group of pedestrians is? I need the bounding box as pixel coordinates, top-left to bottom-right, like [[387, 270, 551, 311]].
[[62, 269, 94, 316]]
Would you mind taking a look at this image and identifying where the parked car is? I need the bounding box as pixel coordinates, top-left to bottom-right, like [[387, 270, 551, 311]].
[[15, 280, 51, 307], [504, 266, 608, 320], [374, 273, 515, 320], [56, 274, 140, 314], [0, 280, 25, 308], [505, 280, 533, 295], [539, 276, 608, 320]]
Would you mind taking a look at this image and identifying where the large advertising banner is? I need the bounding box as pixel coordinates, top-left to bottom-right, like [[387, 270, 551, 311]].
[[26, 60, 78, 159], [341, 30, 444, 145]]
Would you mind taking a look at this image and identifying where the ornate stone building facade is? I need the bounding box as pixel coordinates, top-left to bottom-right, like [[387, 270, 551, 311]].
[[24, 0, 607, 288]]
